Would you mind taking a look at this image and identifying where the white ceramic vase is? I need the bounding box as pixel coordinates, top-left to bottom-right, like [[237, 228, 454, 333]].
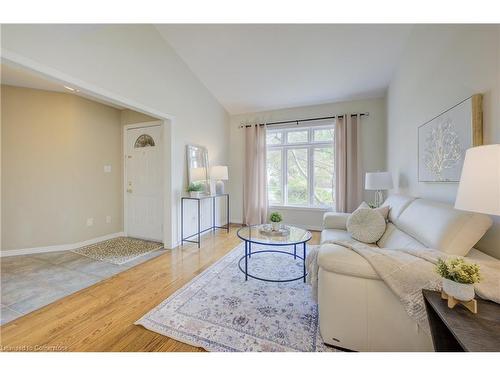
[[442, 278, 475, 301], [271, 222, 281, 231], [189, 191, 201, 198]]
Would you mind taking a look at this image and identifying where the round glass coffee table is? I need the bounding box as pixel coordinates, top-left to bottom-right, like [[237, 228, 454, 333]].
[[236, 224, 312, 283]]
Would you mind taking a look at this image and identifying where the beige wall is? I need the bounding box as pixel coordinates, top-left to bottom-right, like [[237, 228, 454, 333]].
[[386, 25, 500, 258], [1, 85, 123, 250], [1, 25, 230, 248], [120, 109, 158, 125]]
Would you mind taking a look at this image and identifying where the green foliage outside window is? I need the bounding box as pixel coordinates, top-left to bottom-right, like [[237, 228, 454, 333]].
[[266, 127, 334, 207]]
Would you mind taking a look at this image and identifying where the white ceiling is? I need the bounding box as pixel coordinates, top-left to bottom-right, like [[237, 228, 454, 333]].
[[156, 24, 413, 114], [1, 63, 125, 109]]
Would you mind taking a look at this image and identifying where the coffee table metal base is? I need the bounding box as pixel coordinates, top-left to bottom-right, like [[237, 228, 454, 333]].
[[238, 241, 307, 283]]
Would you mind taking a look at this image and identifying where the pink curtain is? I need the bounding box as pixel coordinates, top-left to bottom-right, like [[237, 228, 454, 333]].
[[335, 114, 363, 213], [243, 124, 268, 225]]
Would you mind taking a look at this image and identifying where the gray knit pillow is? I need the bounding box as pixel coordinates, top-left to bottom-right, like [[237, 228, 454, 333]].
[[347, 208, 386, 244]]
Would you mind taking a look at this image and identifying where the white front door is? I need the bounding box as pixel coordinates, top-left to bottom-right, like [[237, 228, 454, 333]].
[[125, 125, 163, 241]]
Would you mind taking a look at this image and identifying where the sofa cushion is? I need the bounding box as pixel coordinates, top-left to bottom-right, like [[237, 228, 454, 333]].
[[396, 199, 493, 256], [377, 223, 426, 250], [382, 194, 416, 224], [466, 248, 500, 270], [323, 212, 350, 230], [320, 228, 353, 244], [347, 208, 386, 243], [318, 243, 380, 280], [467, 248, 500, 263]]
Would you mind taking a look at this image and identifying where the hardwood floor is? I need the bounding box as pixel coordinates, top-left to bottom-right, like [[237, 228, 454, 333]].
[[0, 226, 320, 352]]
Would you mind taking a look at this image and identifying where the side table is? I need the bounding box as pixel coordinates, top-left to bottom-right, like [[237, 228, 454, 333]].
[[422, 289, 500, 351]]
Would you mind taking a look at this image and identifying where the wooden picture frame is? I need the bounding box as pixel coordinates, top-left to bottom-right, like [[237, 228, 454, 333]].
[[418, 94, 483, 183]]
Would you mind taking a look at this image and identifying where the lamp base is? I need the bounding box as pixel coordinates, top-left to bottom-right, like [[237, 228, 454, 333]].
[[215, 180, 225, 195], [373, 190, 384, 208]]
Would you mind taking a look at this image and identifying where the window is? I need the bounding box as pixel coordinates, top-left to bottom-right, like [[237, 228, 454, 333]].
[[287, 130, 308, 143], [266, 149, 282, 205], [266, 125, 335, 209], [134, 134, 155, 148]]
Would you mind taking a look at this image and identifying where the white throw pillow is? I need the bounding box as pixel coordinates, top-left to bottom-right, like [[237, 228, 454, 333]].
[[358, 201, 390, 221], [347, 208, 387, 244]]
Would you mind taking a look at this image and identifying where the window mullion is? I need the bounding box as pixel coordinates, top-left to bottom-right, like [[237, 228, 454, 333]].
[[308, 129, 314, 207], [283, 148, 287, 206], [309, 146, 314, 207]]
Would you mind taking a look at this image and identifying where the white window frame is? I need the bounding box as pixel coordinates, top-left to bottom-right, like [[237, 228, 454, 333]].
[[266, 124, 335, 210]]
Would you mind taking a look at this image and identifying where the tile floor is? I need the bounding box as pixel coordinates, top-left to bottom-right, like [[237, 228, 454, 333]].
[[0, 249, 166, 325]]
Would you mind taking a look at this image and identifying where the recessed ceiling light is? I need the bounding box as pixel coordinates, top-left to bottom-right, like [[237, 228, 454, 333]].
[[63, 85, 79, 92]]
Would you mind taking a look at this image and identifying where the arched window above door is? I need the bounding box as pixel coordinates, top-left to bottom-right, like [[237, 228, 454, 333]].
[[134, 134, 155, 148]]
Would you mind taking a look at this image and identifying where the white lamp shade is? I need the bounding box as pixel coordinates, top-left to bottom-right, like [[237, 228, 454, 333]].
[[455, 144, 500, 216], [210, 165, 228, 180], [365, 172, 393, 190]]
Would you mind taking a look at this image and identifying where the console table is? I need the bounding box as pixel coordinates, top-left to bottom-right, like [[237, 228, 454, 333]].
[[180, 194, 229, 248], [422, 289, 500, 351]]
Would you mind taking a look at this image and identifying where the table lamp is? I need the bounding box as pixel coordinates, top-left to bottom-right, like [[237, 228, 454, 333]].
[[455, 144, 500, 216], [365, 171, 393, 207], [211, 165, 229, 195]]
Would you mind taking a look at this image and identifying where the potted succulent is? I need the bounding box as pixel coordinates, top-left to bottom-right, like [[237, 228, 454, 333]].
[[269, 211, 283, 231], [436, 257, 481, 302], [187, 182, 204, 198]]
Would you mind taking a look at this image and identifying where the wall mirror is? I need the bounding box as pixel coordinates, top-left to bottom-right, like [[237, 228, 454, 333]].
[[186, 144, 210, 194]]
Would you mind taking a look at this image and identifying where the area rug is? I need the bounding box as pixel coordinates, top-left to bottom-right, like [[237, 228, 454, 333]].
[[136, 242, 334, 352], [72, 237, 163, 265]]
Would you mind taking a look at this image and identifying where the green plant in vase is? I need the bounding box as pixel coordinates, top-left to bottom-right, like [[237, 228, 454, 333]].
[[269, 211, 283, 231], [187, 182, 204, 198], [436, 257, 481, 302]]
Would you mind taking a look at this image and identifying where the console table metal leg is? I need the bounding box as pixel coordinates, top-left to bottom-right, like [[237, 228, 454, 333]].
[[244, 240, 248, 281], [197, 200, 201, 248], [294, 244, 297, 260], [249, 241, 251, 258], [181, 198, 184, 246], [303, 242, 306, 282], [226, 195, 230, 233], [212, 196, 216, 233]]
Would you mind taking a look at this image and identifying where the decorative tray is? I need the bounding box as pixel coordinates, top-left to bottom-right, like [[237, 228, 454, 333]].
[[259, 225, 290, 237]]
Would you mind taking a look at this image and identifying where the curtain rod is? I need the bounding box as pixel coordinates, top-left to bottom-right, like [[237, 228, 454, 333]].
[[238, 113, 369, 128]]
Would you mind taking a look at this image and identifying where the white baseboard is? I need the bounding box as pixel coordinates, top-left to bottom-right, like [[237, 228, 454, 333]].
[[303, 225, 323, 231], [231, 221, 322, 232], [157, 222, 322, 251], [1, 232, 126, 257], [285, 224, 322, 231]]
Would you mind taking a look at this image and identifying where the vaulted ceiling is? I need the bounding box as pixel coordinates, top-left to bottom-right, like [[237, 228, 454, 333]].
[[156, 24, 413, 114]]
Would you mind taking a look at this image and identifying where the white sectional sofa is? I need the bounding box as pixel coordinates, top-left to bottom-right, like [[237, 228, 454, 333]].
[[317, 194, 494, 352]]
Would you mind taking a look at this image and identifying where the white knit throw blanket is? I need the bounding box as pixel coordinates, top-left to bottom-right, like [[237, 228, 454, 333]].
[[306, 239, 500, 333]]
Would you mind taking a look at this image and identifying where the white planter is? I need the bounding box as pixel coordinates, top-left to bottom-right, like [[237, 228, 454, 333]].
[[271, 222, 281, 231], [442, 278, 475, 301], [189, 191, 202, 198]]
